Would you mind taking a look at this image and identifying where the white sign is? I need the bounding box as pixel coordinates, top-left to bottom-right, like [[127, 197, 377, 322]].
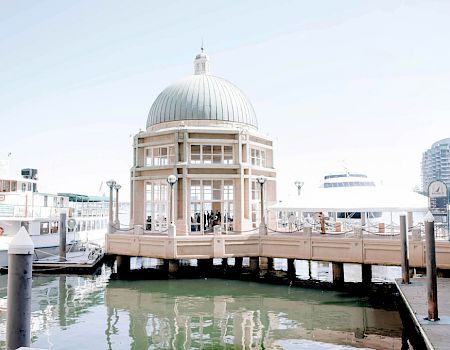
[[429, 180, 448, 198], [428, 180, 449, 224], [67, 218, 77, 229]]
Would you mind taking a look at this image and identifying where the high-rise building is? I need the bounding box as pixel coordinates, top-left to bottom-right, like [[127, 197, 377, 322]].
[[421, 138, 450, 196]]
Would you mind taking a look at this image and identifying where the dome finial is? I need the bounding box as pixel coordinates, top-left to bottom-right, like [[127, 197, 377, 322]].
[[194, 45, 210, 75]]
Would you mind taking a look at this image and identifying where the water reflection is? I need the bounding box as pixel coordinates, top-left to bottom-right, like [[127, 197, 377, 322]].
[[0, 271, 404, 349], [105, 279, 402, 350], [0, 269, 109, 349]]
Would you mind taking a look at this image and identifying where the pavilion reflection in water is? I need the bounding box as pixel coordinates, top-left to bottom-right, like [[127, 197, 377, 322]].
[[0, 273, 404, 349], [104, 280, 402, 350]]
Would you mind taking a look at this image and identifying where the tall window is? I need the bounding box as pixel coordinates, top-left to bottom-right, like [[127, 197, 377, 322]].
[[191, 145, 201, 164], [190, 145, 234, 165], [145, 146, 175, 166], [224, 146, 233, 164], [145, 181, 169, 232], [189, 179, 234, 233], [250, 148, 266, 167], [251, 180, 260, 200]]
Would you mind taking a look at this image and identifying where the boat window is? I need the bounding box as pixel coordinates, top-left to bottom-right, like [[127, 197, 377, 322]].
[[40, 222, 49, 234], [0, 180, 10, 192], [51, 221, 58, 233]]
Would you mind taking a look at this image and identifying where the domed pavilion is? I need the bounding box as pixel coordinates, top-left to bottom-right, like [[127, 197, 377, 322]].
[[130, 50, 277, 235]]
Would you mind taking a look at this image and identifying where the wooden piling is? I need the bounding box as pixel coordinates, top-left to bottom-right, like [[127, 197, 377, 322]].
[[116, 255, 130, 278], [249, 257, 259, 274], [167, 259, 179, 275], [332, 262, 344, 285], [400, 215, 410, 284], [59, 213, 67, 262], [425, 215, 439, 321], [361, 264, 372, 285], [287, 259, 296, 278]]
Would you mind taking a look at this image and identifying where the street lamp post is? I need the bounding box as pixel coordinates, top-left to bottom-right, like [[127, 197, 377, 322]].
[[114, 184, 121, 227], [106, 179, 116, 234], [257, 176, 267, 235], [294, 181, 304, 196], [167, 175, 178, 237]]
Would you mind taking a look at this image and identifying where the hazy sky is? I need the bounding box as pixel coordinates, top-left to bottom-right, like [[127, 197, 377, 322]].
[[1, 0, 449, 200]]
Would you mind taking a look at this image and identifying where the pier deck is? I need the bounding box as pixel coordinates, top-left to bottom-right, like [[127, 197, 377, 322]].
[[106, 232, 450, 269], [396, 278, 450, 350]]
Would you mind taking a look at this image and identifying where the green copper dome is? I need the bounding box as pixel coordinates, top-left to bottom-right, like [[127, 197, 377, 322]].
[[147, 51, 258, 129]]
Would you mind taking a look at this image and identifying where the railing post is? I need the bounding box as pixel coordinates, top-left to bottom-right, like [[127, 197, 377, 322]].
[[400, 215, 410, 284], [425, 212, 439, 321]]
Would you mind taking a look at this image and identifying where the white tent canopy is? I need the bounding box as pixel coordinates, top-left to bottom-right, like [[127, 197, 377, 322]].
[[270, 186, 429, 213]]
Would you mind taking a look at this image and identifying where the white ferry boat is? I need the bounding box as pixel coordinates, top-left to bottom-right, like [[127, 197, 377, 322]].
[[0, 169, 108, 267], [321, 172, 381, 219]]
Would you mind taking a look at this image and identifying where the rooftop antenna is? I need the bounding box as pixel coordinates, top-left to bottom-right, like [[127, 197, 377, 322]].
[[201, 38, 204, 52]]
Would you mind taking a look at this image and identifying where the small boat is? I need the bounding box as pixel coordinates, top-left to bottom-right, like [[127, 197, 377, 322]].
[[0, 168, 108, 267]]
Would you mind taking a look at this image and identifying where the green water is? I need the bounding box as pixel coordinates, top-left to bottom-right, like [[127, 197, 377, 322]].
[[0, 267, 405, 349]]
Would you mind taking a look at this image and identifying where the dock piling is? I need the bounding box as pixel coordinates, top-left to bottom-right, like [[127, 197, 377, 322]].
[[332, 262, 344, 286], [400, 215, 410, 284], [361, 264, 372, 285], [425, 212, 439, 321], [59, 212, 67, 262], [287, 259, 296, 278], [165, 259, 179, 276], [234, 257, 243, 273], [249, 257, 259, 274], [6, 227, 34, 350], [116, 255, 130, 278]]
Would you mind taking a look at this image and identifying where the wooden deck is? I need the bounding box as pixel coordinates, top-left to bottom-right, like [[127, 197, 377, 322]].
[[395, 278, 450, 350]]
